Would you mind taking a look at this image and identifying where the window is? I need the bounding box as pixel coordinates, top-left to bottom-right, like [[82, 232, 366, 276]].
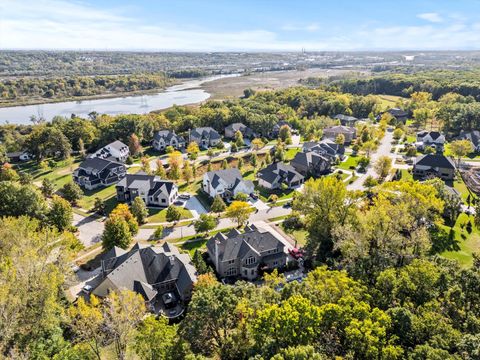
[[245, 256, 256, 265], [228, 259, 235, 264], [251, 269, 255, 275], [273, 261, 278, 266], [161, 198, 166, 203], [225, 268, 237, 276]]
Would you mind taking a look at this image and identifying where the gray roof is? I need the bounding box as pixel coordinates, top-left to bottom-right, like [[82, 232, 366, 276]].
[[257, 162, 304, 185], [291, 151, 330, 169], [117, 174, 176, 197], [414, 154, 456, 169], [108, 140, 128, 152], [153, 130, 185, 143], [94, 243, 197, 301], [324, 125, 356, 134], [191, 127, 221, 140], [458, 130, 480, 147], [417, 131, 443, 141], [207, 224, 285, 262], [334, 114, 358, 122]]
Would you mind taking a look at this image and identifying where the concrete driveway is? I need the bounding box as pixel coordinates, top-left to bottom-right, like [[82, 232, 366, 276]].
[[73, 213, 104, 247], [250, 198, 270, 211], [184, 196, 207, 219]]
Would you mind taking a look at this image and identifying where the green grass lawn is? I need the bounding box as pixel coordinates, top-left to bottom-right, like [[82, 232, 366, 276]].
[[406, 135, 416, 143], [147, 207, 192, 223], [284, 148, 300, 161], [453, 176, 476, 203], [375, 94, 403, 109], [441, 213, 480, 268], [400, 169, 413, 181], [16, 158, 81, 188], [336, 155, 358, 170], [281, 224, 308, 247], [257, 187, 297, 202]]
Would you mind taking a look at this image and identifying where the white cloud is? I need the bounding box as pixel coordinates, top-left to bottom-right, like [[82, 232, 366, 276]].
[[0, 0, 479, 51], [282, 23, 320, 32], [417, 12, 443, 23]]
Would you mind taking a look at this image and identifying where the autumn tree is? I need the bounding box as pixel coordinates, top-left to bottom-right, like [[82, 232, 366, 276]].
[[103, 290, 146, 360], [183, 161, 194, 183], [111, 203, 139, 235], [102, 214, 132, 250], [335, 133, 345, 145], [134, 316, 179, 360], [226, 201, 252, 227], [450, 139, 474, 166], [141, 157, 152, 175], [155, 159, 167, 178], [168, 150, 183, 180], [251, 138, 265, 151], [128, 133, 142, 157], [187, 141, 200, 160], [374, 155, 392, 180], [279, 124, 292, 144]]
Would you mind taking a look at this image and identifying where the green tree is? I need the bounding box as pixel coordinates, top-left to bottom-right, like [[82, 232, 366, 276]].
[[187, 141, 200, 160], [134, 316, 179, 360], [131, 196, 149, 224], [92, 197, 106, 215], [450, 139, 474, 166], [221, 159, 228, 170], [335, 133, 345, 146], [279, 124, 292, 144], [235, 130, 244, 147], [48, 195, 73, 232], [61, 182, 83, 205], [155, 159, 167, 178], [393, 128, 404, 140], [192, 249, 210, 275], [41, 178, 55, 198], [211, 195, 227, 213], [153, 225, 164, 240], [194, 213, 218, 235], [111, 203, 139, 235], [0, 181, 48, 219], [183, 161, 194, 183], [102, 215, 132, 250], [166, 205, 182, 223], [237, 157, 244, 170]]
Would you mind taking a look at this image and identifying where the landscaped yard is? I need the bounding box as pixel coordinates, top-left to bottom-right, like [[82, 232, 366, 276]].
[[284, 147, 300, 161], [77, 185, 117, 212], [257, 187, 297, 202], [336, 155, 358, 170], [147, 206, 193, 223], [441, 213, 480, 268], [453, 176, 476, 203], [15, 158, 81, 188]]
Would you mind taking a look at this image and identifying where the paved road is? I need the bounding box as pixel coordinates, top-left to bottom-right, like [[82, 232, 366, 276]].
[[347, 129, 395, 191], [136, 205, 292, 241]]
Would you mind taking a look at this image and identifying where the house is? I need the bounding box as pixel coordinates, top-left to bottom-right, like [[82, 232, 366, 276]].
[[457, 130, 480, 152], [291, 151, 331, 177], [73, 158, 126, 190], [257, 162, 304, 190], [270, 121, 291, 139], [334, 114, 358, 126], [116, 173, 178, 207], [415, 131, 445, 150], [92, 242, 197, 317], [6, 150, 31, 162], [203, 168, 254, 199], [93, 140, 130, 163], [152, 130, 185, 151], [189, 127, 221, 149], [381, 108, 409, 123], [323, 125, 357, 144], [303, 139, 345, 160], [206, 224, 289, 280], [413, 154, 456, 180], [225, 123, 254, 139]]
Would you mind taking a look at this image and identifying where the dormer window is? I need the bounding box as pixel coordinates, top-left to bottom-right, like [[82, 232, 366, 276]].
[[245, 256, 256, 265]]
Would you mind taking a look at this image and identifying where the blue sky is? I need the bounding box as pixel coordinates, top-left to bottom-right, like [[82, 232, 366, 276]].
[[2, 0, 480, 51]]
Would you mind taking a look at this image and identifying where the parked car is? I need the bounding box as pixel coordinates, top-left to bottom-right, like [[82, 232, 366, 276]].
[[179, 194, 191, 200], [82, 284, 93, 294], [288, 247, 304, 260], [250, 193, 259, 200]]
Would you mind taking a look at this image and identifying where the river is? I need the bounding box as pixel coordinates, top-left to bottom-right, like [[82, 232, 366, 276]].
[[0, 74, 238, 125]]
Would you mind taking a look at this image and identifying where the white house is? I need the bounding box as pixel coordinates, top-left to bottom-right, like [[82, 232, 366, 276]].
[[416, 131, 445, 150], [202, 168, 254, 199], [93, 140, 130, 163]]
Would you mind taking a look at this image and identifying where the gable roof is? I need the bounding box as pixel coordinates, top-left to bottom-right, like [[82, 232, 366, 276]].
[[153, 130, 185, 143], [108, 140, 128, 152], [79, 157, 122, 172], [334, 114, 358, 122], [291, 151, 330, 169], [388, 108, 408, 118], [117, 174, 176, 197], [417, 131, 444, 141], [414, 154, 456, 169], [258, 162, 304, 185], [324, 125, 356, 134], [207, 224, 286, 263], [191, 127, 221, 140], [94, 243, 197, 301], [459, 130, 480, 147]]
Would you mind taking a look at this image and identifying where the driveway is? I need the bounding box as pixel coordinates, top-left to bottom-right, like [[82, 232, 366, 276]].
[[347, 128, 395, 191], [250, 198, 270, 211], [184, 196, 207, 219], [73, 213, 104, 247]]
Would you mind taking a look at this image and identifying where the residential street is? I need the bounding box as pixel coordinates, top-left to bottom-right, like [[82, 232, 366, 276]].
[[73, 212, 104, 247], [347, 128, 395, 191]]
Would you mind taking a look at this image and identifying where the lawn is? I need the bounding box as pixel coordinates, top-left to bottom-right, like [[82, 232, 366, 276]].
[[257, 187, 297, 202], [284, 147, 300, 161], [453, 176, 476, 203], [375, 94, 403, 108], [336, 155, 358, 170], [400, 169, 413, 181], [441, 213, 480, 268], [147, 207, 193, 223], [15, 158, 81, 188], [77, 185, 117, 212], [280, 224, 308, 247]]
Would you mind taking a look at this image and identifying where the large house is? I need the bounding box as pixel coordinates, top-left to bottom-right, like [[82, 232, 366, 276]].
[[203, 168, 254, 200], [189, 127, 221, 149], [93, 140, 130, 163], [323, 125, 357, 144], [290, 151, 331, 177], [257, 162, 304, 190], [116, 173, 178, 207], [380, 108, 409, 124], [152, 130, 185, 151], [6, 150, 31, 162], [416, 131, 445, 150], [302, 139, 345, 160], [457, 130, 480, 152], [225, 123, 254, 140], [73, 158, 126, 190], [334, 114, 358, 126], [92, 242, 197, 317], [413, 154, 456, 180], [206, 224, 289, 280]]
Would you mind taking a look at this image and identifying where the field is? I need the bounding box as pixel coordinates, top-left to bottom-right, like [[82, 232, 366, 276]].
[[202, 68, 367, 100], [375, 94, 403, 109]]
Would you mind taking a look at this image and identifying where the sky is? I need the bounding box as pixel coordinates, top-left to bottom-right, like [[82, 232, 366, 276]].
[[2, 0, 480, 51]]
